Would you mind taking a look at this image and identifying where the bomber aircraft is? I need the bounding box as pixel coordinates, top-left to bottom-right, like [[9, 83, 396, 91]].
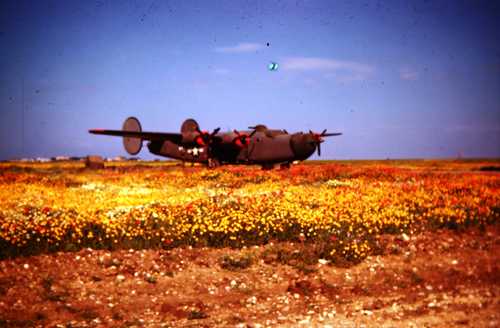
[[89, 117, 341, 169]]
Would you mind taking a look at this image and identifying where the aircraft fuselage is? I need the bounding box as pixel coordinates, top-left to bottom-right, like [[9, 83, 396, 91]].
[[147, 131, 315, 165], [89, 117, 341, 169]]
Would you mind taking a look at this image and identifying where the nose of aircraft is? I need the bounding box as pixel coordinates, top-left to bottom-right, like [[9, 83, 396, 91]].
[[290, 133, 318, 160]]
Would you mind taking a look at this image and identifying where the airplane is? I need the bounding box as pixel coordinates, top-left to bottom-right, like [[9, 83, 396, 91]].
[[89, 117, 342, 169]]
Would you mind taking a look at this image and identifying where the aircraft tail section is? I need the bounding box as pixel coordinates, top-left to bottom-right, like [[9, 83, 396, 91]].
[[180, 118, 200, 133], [122, 117, 143, 155]]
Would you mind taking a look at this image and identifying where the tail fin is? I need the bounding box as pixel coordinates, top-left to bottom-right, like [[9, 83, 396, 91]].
[[122, 117, 142, 155], [180, 118, 199, 134]]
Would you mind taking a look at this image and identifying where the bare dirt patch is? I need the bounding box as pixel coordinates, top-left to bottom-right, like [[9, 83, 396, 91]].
[[0, 225, 498, 327]]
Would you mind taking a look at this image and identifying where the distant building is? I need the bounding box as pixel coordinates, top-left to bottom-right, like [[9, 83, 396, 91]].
[[51, 156, 70, 161]]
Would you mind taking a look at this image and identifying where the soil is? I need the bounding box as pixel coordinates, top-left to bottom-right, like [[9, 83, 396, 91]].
[[0, 225, 498, 327]]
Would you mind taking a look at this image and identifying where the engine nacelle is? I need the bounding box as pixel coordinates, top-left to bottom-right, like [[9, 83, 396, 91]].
[[290, 132, 316, 160]]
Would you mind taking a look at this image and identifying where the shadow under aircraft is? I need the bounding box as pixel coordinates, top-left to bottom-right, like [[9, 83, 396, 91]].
[[89, 117, 341, 169]]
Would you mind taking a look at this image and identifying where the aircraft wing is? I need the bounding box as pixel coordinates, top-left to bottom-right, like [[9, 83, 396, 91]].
[[89, 129, 182, 143]]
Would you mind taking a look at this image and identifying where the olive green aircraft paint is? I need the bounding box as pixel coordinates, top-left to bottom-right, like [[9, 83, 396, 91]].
[[89, 117, 341, 169]]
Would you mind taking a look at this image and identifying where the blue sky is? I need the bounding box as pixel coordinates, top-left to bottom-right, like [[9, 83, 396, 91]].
[[0, 0, 499, 160]]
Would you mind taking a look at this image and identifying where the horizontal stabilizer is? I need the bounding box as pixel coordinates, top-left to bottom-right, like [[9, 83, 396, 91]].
[[89, 129, 183, 143]]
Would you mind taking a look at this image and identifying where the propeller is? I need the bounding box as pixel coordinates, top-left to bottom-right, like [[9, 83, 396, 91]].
[[233, 129, 256, 148], [309, 129, 332, 156], [195, 127, 221, 146]]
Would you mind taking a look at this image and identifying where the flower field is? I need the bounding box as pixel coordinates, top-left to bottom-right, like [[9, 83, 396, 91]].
[[0, 160, 499, 260]]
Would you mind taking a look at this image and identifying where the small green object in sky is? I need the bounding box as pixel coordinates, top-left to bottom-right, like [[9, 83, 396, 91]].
[[268, 62, 278, 71]]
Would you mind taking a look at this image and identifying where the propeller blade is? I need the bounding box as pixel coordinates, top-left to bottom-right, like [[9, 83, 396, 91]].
[[317, 143, 321, 156], [232, 129, 252, 147], [322, 132, 342, 137], [211, 127, 221, 137], [192, 127, 221, 146], [321, 129, 327, 135]]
